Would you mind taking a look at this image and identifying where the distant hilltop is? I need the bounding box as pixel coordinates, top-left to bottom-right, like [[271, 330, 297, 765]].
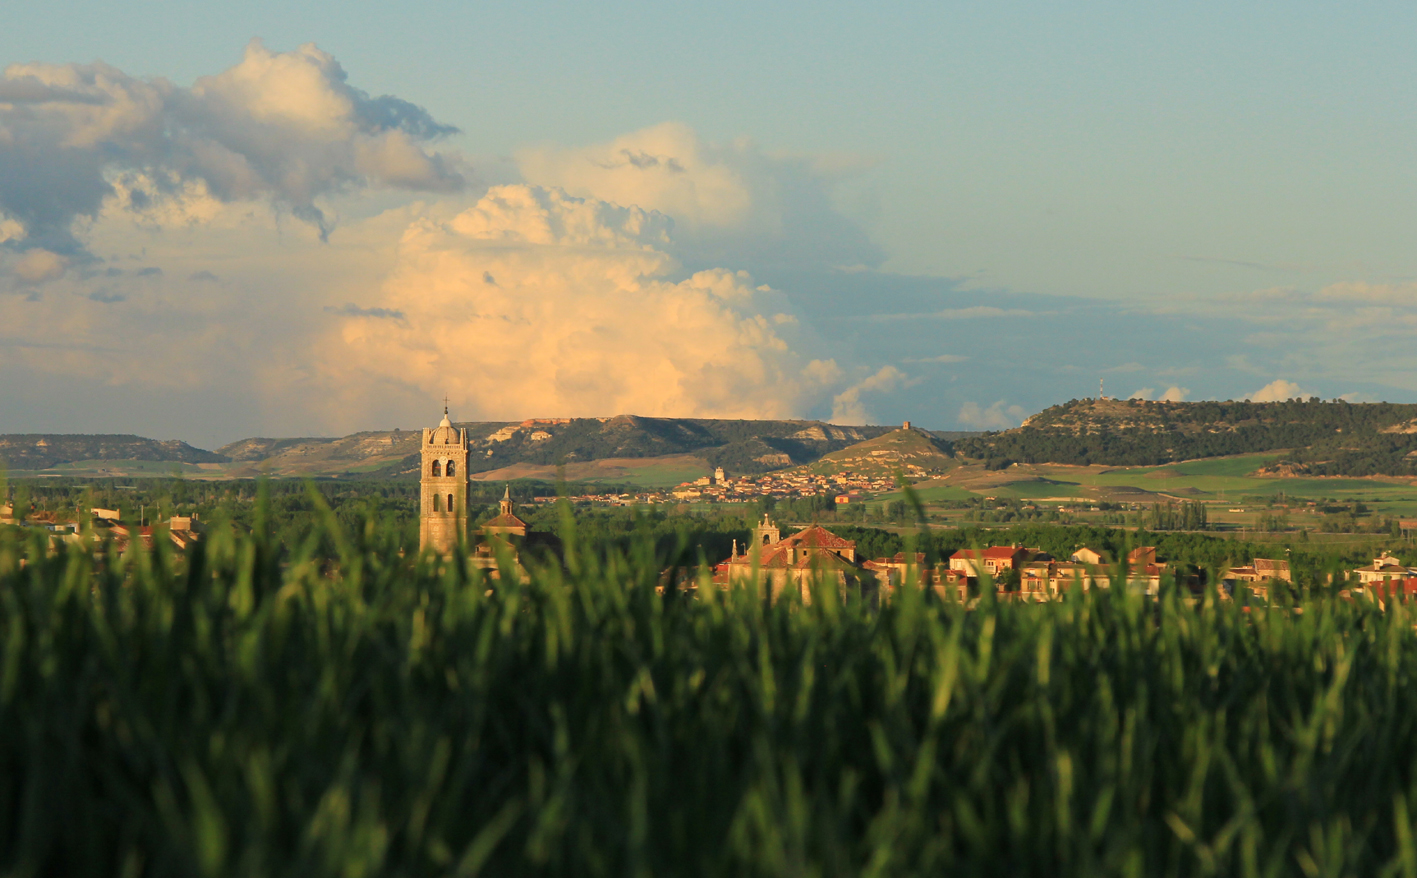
[[0, 434, 228, 472], [16, 400, 1417, 482], [0, 417, 971, 481], [956, 397, 1417, 476]]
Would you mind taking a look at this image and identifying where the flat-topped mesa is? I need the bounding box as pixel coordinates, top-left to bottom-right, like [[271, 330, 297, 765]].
[[956, 397, 1417, 471]]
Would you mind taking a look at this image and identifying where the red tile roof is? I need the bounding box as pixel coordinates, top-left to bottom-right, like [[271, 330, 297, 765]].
[[951, 546, 1021, 560], [794, 552, 857, 570], [778, 525, 855, 550]]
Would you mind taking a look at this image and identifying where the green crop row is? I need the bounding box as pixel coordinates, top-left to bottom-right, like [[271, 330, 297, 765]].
[[5, 496, 1417, 877]]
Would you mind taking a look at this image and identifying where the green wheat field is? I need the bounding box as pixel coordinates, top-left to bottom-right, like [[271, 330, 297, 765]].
[[7, 499, 1417, 877]]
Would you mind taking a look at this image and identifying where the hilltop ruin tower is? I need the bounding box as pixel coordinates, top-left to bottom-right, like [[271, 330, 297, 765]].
[[420, 405, 469, 555]]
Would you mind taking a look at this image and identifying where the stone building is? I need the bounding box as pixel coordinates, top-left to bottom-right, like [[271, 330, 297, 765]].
[[481, 486, 528, 537], [717, 514, 868, 601], [949, 546, 1026, 578], [420, 406, 469, 555], [469, 486, 562, 578]]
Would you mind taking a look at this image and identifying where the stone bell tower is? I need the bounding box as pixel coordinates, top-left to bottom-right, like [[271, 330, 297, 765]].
[[420, 405, 470, 555]]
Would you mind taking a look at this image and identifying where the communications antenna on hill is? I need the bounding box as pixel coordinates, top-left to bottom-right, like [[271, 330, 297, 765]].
[[1098, 378, 1105, 400]]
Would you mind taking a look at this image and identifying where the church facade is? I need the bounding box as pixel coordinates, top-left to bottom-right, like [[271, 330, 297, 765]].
[[420, 407, 469, 554], [716, 513, 868, 602]]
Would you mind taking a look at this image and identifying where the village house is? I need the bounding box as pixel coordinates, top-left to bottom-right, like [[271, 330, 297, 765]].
[[1223, 558, 1292, 601], [1071, 547, 1107, 566], [1123, 546, 1167, 595], [1366, 578, 1417, 608], [949, 545, 1026, 578], [863, 553, 970, 603], [1352, 553, 1415, 586], [1017, 560, 1101, 600]]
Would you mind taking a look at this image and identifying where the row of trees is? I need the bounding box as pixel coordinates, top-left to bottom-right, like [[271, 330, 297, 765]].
[[1146, 501, 1210, 531]]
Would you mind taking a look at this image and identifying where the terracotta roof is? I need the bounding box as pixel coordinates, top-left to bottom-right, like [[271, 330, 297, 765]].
[[953, 546, 1020, 560], [793, 552, 857, 570], [778, 525, 855, 550], [482, 513, 527, 530], [758, 548, 793, 568], [1372, 578, 1417, 599]]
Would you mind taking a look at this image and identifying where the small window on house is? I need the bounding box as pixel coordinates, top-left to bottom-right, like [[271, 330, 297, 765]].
[[446, 460, 456, 477], [430, 461, 441, 477]]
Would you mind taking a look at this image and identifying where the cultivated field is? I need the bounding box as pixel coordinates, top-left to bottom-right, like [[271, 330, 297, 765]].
[[7, 510, 1417, 876], [891, 453, 1417, 516]]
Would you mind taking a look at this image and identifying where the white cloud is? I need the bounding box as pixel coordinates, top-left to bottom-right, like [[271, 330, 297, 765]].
[[0, 188, 411, 438], [0, 49, 910, 442], [958, 400, 1026, 430], [517, 122, 881, 270], [1247, 379, 1306, 402], [1159, 385, 1189, 402], [1129, 387, 1154, 400], [319, 184, 837, 421], [0, 39, 461, 251], [830, 365, 907, 424]]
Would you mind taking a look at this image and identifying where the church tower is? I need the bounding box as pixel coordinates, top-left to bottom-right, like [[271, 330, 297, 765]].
[[420, 405, 470, 555], [753, 513, 780, 548]]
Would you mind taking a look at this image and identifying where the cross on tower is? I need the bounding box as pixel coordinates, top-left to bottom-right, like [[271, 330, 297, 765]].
[[443, 394, 450, 415]]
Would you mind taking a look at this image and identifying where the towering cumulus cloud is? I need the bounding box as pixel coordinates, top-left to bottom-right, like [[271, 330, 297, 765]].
[[519, 122, 882, 271], [0, 39, 460, 256], [325, 185, 839, 419]]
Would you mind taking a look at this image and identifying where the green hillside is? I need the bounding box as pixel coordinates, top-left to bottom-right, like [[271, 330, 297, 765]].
[[0, 434, 228, 471], [799, 427, 957, 478], [2, 418, 899, 480]]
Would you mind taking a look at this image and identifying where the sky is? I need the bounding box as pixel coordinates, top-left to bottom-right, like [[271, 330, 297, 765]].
[[1, 2, 1415, 448]]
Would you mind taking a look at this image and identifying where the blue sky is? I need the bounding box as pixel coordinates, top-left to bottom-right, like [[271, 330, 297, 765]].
[[1, 2, 1414, 445]]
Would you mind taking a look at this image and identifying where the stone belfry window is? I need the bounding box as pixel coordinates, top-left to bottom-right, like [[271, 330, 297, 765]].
[[430, 460, 442, 477], [446, 460, 456, 477], [433, 494, 441, 512], [447, 494, 454, 511]]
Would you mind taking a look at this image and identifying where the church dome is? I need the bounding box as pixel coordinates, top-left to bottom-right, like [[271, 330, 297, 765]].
[[427, 407, 462, 445]]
